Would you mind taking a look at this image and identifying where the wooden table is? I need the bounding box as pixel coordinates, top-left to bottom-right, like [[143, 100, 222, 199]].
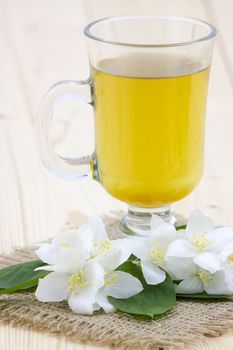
[[1, 0, 233, 348]]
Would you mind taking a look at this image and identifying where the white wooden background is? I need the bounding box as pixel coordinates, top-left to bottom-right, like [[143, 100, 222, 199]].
[[0, 0, 233, 348]]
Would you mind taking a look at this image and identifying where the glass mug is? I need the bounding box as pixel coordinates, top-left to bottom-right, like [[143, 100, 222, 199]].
[[37, 16, 217, 236]]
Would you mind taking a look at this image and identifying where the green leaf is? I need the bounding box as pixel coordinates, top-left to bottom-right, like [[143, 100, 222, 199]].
[[177, 292, 233, 300], [108, 261, 176, 317], [176, 224, 186, 230], [0, 260, 49, 294]]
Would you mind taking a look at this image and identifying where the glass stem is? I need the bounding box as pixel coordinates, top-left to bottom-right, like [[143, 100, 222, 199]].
[[120, 205, 176, 237]]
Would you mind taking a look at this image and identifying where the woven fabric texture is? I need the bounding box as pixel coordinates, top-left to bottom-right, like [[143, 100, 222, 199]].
[[1, 215, 233, 350]]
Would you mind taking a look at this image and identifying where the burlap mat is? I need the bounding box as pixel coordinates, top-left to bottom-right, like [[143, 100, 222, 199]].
[[1, 215, 233, 350]]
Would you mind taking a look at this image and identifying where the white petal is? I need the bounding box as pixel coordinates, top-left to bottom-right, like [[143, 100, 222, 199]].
[[68, 261, 104, 314], [95, 238, 134, 274], [149, 224, 177, 249], [75, 224, 94, 252], [56, 248, 89, 274], [105, 271, 143, 299], [193, 252, 221, 274], [166, 239, 195, 258], [53, 222, 99, 254], [211, 227, 233, 252], [68, 291, 95, 315], [165, 257, 196, 280], [141, 260, 166, 285], [84, 261, 105, 292], [92, 303, 101, 312], [220, 241, 233, 264], [132, 238, 151, 260], [110, 238, 133, 264], [131, 239, 149, 261], [204, 270, 233, 295], [176, 277, 203, 294], [89, 216, 108, 243], [186, 209, 214, 240], [224, 269, 233, 290], [95, 248, 122, 273], [96, 288, 116, 313], [35, 272, 69, 302], [35, 244, 60, 265], [175, 229, 186, 240], [52, 230, 75, 246], [35, 265, 56, 272], [150, 214, 165, 229]]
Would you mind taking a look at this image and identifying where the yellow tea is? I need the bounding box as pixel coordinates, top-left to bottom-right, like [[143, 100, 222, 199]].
[[92, 54, 209, 208]]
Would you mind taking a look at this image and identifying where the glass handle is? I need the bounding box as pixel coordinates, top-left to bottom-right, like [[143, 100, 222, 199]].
[[36, 79, 96, 180]]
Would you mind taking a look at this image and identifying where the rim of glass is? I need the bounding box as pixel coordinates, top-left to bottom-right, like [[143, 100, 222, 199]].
[[84, 15, 217, 48]]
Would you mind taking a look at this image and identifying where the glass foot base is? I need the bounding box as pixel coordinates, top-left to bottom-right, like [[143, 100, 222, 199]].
[[120, 205, 176, 237]]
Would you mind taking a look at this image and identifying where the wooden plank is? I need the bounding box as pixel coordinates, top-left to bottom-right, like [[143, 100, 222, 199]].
[[0, 324, 111, 349], [202, 0, 233, 90], [0, 0, 123, 253]]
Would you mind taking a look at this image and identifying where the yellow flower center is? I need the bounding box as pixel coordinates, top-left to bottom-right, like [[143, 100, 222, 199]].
[[191, 232, 210, 249], [92, 240, 110, 257], [105, 273, 117, 286], [227, 254, 233, 263], [67, 269, 88, 293], [196, 270, 213, 283], [148, 240, 165, 265]]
